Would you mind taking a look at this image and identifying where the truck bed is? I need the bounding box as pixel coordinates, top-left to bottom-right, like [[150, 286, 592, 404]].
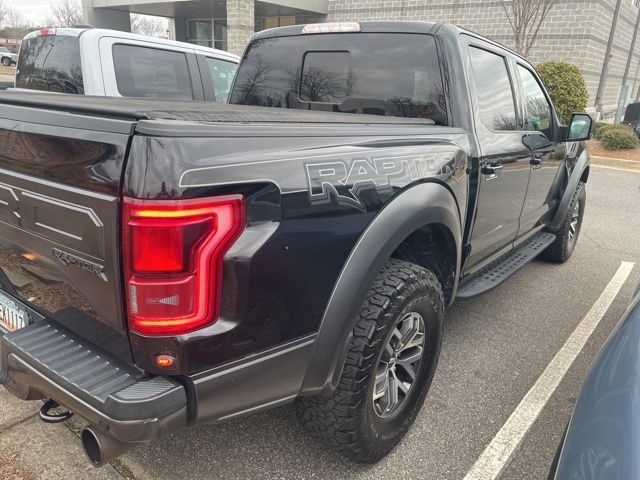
[[0, 91, 435, 125]]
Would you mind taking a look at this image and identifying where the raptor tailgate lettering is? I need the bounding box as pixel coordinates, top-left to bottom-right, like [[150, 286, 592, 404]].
[[0, 183, 106, 260], [0, 131, 130, 363], [0, 169, 129, 354]]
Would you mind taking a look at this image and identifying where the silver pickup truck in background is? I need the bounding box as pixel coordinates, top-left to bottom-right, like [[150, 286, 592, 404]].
[[0, 46, 18, 67], [14, 27, 239, 102]]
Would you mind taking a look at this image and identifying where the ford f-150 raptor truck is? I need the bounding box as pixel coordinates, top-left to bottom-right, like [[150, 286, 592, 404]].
[[0, 22, 592, 466]]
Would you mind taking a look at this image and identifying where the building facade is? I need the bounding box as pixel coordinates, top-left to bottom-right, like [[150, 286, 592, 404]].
[[83, 0, 640, 114], [82, 0, 327, 59]]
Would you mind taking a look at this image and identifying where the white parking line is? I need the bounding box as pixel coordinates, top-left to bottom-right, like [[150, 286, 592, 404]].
[[463, 261, 636, 480], [591, 164, 640, 174]]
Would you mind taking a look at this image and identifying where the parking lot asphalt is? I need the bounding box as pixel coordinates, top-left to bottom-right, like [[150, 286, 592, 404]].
[[0, 165, 638, 480]]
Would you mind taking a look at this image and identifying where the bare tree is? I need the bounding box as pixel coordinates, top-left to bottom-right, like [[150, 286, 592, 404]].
[[232, 56, 271, 104], [0, 1, 6, 28], [294, 67, 354, 103], [4, 6, 25, 29], [130, 14, 168, 38], [48, 0, 83, 28], [1, 6, 35, 41], [500, 0, 559, 57]]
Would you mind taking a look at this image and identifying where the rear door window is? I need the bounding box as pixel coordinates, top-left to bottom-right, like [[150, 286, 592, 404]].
[[230, 33, 447, 124], [112, 44, 194, 100], [205, 57, 237, 102], [468, 46, 518, 131], [15, 35, 84, 94]]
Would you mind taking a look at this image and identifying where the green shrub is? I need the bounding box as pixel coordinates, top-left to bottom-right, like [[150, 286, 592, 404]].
[[593, 122, 633, 141], [537, 62, 589, 124], [601, 129, 639, 150], [593, 121, 611, 140]]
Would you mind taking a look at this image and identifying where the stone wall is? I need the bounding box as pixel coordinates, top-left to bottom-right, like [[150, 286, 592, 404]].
[[227, 0, 255, 56], [82, 0, 131, 33], [592, 0, 640, 112]]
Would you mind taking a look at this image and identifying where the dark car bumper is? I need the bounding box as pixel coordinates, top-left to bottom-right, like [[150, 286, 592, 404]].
[[0, 320, 187, 443]]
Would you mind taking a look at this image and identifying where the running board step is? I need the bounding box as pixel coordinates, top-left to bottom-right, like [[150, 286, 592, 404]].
[[456, 232, 556, 299]]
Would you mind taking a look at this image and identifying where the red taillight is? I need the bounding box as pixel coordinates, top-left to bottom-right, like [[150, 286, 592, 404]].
[[123, 195, 245, 336]]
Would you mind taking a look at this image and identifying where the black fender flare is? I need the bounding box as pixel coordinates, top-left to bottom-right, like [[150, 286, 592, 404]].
[[299, 181, 462, 396], [549, 148, 589, 230]]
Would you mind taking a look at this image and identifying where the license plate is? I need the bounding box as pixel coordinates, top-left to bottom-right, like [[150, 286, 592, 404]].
[[0, 290, 40, 332]]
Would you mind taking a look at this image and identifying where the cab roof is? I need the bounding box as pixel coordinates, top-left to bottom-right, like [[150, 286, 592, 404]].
[[22, 27, 239, 63], [252, 21, 524, 64]]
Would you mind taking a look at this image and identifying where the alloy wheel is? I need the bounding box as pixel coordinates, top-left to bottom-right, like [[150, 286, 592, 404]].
[[372, 312, 426, 418], [568, 200, 581, 246]]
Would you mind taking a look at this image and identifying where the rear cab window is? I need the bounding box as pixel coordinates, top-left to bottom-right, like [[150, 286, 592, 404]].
[[16, 34, 84, 94], [230, 33, 448, 125], [112, 44, 194, 100]]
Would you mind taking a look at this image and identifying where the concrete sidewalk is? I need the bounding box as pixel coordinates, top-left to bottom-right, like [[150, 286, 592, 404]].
[[591, 155, 640, 171], [0, 390, 124, 480]]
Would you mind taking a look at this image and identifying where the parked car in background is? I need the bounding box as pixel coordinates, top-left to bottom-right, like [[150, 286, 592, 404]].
[[14, 28, 239, 102], [550, 279, 640, 480], [0, 47, 17, 67]]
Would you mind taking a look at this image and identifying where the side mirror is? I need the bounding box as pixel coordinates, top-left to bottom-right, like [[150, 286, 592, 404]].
[[567, 113, 593, 142]]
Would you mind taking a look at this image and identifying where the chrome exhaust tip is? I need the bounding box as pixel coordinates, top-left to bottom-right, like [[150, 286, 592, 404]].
[[80, 426, 132, 467]]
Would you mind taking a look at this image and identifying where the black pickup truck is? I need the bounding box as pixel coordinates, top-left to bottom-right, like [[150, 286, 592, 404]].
[[0, 22, 592, 466]]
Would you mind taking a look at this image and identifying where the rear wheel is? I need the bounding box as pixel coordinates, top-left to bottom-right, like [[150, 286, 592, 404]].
[[1, 57, 11, 67], [295, 258, 444, 463], [540, 181, 586, 263]]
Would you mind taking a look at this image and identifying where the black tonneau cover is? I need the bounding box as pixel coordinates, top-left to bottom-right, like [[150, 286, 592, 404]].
[[0, 91, 434, 125]]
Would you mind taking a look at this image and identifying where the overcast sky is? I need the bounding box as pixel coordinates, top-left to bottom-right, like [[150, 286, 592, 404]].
[[13, 0, 52, 25]]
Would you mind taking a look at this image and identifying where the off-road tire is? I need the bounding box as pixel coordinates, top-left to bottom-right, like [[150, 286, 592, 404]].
[[295, 258, 444, 463], [540, 181, 586, 263]]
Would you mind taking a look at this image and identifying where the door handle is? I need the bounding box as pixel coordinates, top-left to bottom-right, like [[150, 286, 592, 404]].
[[530, 153, 544, 167], [481, 163, 504, 177]]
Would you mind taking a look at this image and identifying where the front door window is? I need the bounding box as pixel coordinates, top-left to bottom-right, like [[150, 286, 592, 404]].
[[518, 65, 553, 140]]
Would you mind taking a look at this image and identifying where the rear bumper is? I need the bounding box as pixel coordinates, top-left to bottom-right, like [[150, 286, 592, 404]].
[[0, 321, 187, 443]]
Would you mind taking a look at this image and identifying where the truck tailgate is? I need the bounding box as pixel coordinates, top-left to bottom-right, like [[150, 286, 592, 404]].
[[0, 99, 134, 360]]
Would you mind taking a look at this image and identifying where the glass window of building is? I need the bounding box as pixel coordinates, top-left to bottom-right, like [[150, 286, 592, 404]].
[[188, 19, 227, 51], [261, 16, 296, 30]]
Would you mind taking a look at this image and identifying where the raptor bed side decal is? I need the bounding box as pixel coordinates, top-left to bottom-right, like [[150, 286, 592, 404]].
[[179, 148, 464, 210]]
